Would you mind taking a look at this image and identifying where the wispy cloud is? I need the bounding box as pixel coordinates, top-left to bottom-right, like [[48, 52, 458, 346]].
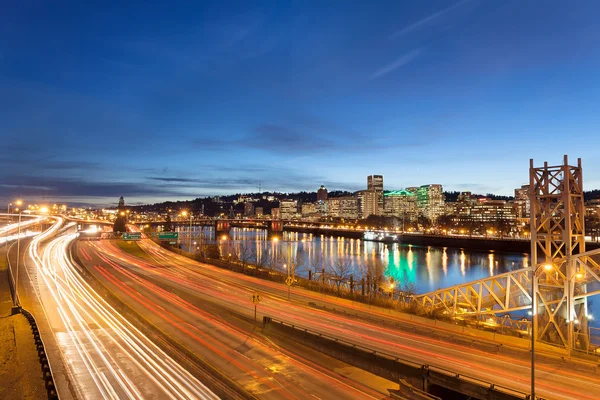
[[390, 0, 471, 38], [369, 49, 421, 80]]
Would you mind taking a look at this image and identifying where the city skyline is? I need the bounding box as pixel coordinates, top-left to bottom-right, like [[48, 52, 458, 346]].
[[2, 1, 600, 206]]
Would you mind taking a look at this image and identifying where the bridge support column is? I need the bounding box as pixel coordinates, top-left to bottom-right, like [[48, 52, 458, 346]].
[[214, 220, 231, 240], [267, 220, 283, 239], [530, 155, 588, 352]]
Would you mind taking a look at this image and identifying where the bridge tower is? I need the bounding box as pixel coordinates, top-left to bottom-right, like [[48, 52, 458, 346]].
[[530, 155, 589, 352]]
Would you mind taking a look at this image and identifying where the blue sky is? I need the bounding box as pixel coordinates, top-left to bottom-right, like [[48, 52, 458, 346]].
[[1, 0, 599, 206]]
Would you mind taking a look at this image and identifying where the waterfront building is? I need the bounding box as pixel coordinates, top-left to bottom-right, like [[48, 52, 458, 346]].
[[355, 190, 366, 218], [255, 207, 264, 218], [279, 200, 298, 219], [301, 202, 317, 216], [315, 200, 328, 216], [514, 184, 530, 218], [384, 190, 418, 221], [328, 196, 359, 219], [363, 190, 380, 218], [586, 198, 600, 217], [367, 175, 384, 214], [327, 197, 341, 217], [416, 184, 445, 221], [340, 196, 359, 219]]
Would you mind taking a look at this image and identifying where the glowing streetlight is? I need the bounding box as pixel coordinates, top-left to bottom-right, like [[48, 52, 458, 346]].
[[13, 200, 25, 309]]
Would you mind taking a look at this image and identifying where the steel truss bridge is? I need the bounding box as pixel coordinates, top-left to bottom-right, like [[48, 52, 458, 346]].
[[415, 156, 600, 354]]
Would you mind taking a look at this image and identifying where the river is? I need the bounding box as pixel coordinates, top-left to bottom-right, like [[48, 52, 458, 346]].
[[175, 227, 530, 294]]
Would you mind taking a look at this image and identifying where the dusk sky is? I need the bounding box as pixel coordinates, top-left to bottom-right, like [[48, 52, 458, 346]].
[[2, 1, 600, 207]]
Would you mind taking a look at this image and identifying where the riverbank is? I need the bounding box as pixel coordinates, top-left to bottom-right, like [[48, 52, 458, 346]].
[[284, 226, 600, 253]]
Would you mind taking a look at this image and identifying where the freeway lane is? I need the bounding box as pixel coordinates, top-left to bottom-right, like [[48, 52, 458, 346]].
[[81, 239, 600, 400], [18, 219, 218, 400], [77, 240, 394, 399]]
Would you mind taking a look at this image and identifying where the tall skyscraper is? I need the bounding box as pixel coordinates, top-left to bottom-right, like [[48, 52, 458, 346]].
[[367, 175, 384, 191], [367, 175, 384, 215]]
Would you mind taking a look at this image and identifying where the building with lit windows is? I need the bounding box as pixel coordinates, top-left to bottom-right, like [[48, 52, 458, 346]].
[[301, 202, 317, 216], [384, 190, 418, 221], [416, 184, 445, 221], [328, 197, 359, 219], [514, 184, 530, 218], [367, 175, 384, 213], [279, 200, 298, 219]]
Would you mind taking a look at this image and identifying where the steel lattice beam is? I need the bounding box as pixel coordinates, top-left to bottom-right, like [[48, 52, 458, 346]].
[[414, 156, 600, 353]]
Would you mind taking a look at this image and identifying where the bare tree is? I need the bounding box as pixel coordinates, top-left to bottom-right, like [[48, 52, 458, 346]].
[[235, 243, 253, 271], [291, 252, 306, 277], [267, 251, 282, 271], [330, 257, 353, 294], [399, 270, 418, 302], [252, 247, 267, 270], [309, 252, 322, 280], [362, 258, 385, 298]]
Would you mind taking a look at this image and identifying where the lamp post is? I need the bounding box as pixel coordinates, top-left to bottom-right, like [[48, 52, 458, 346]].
[[5, 203, 13, 251], [14, 200, 23, 308], [531, 262, 553, 400], [273, 234, 297, 301], [181, 211, 193, 253]]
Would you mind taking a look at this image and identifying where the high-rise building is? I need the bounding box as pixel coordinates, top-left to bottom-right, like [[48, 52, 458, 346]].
[[367, 175, 383, 191], [244, 202, 254, 217], [279, 200, 298, 220], [363, 190, 380, 218], [384, 190, 418, 221], [416, 184, 445, 221], [317, 185, 328, 202], [366, 175, 384, 216], [514, 184, 530, 218], [355, 190, 366, 218], [255, 207, 264, 217], [328, 197, 359, 219]]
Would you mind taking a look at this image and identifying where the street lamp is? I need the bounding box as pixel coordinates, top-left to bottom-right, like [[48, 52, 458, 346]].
[[14, 200, 24, 309], [531, 262, 553, 400], [181, 211, 193, 252], [273, 235, 295, 301]]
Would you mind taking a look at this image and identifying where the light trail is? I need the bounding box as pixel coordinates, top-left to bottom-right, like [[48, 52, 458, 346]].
[[83, 241, 390, 399], [27, 219, 218, 400], [88, 238, 600, 400]]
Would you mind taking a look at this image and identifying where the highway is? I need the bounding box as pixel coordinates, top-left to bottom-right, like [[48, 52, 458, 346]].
[[77, 239, 392, 399], [78, 238, 600, 400], [17, 218, 218, 400]]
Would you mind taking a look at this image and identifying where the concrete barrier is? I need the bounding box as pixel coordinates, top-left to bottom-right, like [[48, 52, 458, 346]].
[[262, 316, 531, 400]]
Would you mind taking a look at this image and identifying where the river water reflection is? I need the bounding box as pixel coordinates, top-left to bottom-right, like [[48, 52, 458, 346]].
[[177, 227, 530, 294]]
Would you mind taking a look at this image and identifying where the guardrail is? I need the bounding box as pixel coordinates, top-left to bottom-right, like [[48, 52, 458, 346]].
[[21, 309, 59, 399], [263, 316, 533, 400]]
